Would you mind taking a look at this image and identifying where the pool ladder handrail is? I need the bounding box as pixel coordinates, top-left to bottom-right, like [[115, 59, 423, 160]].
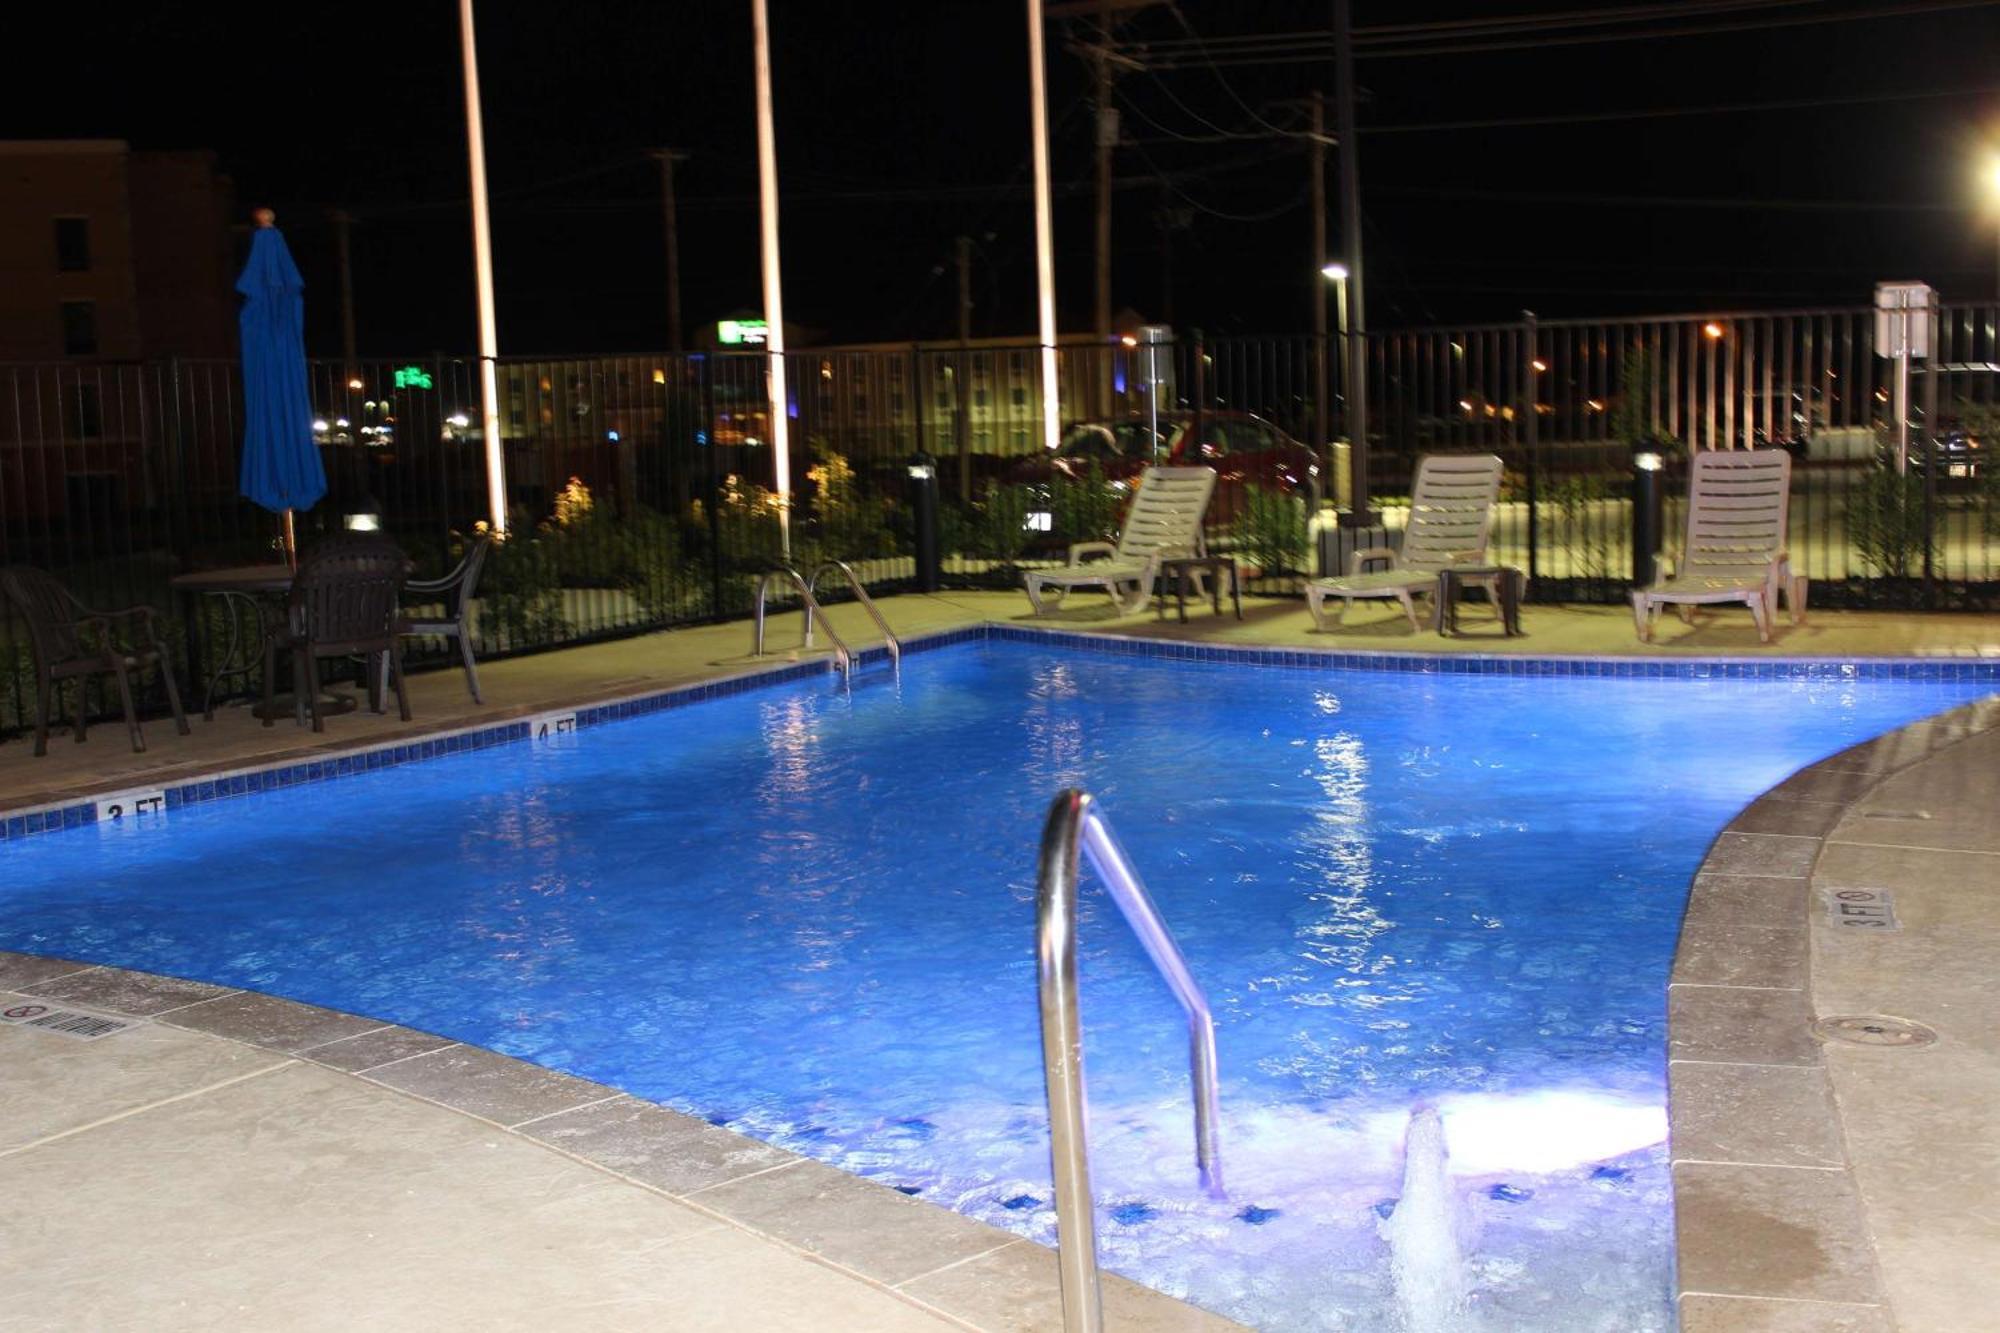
[[1035, 788, 1222, 1333], [804, 560, 900, 672], [752, 566, 852, 679]]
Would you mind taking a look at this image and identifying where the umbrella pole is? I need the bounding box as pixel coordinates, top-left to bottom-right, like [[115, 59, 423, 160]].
[[282, 509, 297, 570]]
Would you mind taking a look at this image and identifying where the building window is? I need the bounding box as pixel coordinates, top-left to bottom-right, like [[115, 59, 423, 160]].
[[55, 218, 90, 272], [60, 301, 97, 356], [1011, 387, 1027, 408], [66, 382, 103, 439], [974, 388, 989, 408]]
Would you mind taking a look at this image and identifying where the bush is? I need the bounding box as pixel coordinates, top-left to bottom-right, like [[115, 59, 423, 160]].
[[1234, 483, 1309, 576], [476, 512, 566, 650], [1047, 463, 1121, 547], [691, 474, 787, 572], [805, 449, 897, 561], [1545, 475, 1614, 580], [1848, 464, 1933, 579], [973, 483, 1034, 565]]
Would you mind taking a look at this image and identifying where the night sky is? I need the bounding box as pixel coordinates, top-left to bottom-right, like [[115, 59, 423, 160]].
[[11, 1, 1999, 354]]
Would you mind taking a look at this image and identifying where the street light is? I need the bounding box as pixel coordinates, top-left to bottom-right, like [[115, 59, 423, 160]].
[[1985, 153, 2000, 302], [1321, 263, 1351, 362]]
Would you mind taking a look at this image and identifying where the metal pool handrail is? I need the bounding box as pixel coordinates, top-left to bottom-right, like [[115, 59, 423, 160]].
[[1035, 788, 1223, 1333], [804, 559, 900, 672], [752, 566, 850, 679]]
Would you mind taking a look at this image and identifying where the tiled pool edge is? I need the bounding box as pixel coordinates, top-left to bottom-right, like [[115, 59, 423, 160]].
[[0, 951, 1245, 1332], [9, 618, 2000, 843], [1666, 693, 2000, 1328], [0, 626, 984, 842]]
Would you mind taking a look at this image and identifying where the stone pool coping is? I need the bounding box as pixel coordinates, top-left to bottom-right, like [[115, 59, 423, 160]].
[[1668, 691, 2000, 1330], [0, 949, 1244, 1331]]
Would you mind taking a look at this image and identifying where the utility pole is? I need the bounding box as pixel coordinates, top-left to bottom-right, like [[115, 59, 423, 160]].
[[955, 234, 974, 501], [1093, 21, 1115, 340], [1333, 0, 1373, 524], [652, 149, 690, 353], [331, 208, 358, 375], [1308, 92, 1329, 471]]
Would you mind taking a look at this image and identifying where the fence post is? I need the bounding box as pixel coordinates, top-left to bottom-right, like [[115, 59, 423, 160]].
[[1190, 328, 1206, 455], [1920, 302, 1939, 609], [700, 354, 724, 618], [910, 343, 927, 463], [1521, 311, 1539, 586]]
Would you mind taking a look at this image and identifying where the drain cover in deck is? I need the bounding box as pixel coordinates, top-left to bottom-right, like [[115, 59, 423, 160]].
[[1812, 1014, 1938, 1048]]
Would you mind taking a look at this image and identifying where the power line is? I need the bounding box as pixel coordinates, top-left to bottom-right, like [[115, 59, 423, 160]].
[[1119, 0, 1999, 65], [1363, 82, 2000, 133], [1362, 0, 2000, 57], [1128, 140, 1307, 222], [1371, 185, 1962, 212], [1357, 0, 1827, 38], [1158, 0, 1295, 138]]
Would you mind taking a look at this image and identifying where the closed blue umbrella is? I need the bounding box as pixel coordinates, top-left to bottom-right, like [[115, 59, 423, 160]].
[[237, 211, 326, 563]]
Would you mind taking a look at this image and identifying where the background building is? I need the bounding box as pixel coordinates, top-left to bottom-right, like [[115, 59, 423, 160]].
[[0, 139, 235, 361]]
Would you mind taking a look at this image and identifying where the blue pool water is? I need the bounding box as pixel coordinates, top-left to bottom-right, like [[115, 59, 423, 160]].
[[1, 642, 1987, 1330]]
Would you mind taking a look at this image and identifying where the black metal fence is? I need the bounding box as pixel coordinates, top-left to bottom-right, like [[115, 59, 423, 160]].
[[3, 302, 1998, 730]]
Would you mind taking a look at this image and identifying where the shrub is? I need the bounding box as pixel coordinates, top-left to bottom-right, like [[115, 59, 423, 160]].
[[1545, 475, 1614, 580], [1848, 464, 1933, 579], [475, 512, 566, 650], [805, 449, 897, 560], [1234, 483, 1310, 576], [973, 483, 1034, 565], [1047, 463, 1121, 547]]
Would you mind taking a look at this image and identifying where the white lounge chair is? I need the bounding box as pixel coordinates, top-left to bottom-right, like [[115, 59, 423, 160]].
[[1024, 466, 1217, 617], [1631, 448, 1805, 643], [1304, 453, 1506, 631]]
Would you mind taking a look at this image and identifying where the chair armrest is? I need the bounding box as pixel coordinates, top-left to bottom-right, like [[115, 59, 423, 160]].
[[1347, 546, 1398, 575], [1067, 541, 1117, 566], [404, 573, 456, 596], [77, 603, 167, 647]]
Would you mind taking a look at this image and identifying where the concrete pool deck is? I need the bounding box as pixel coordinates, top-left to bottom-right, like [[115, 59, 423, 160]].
[[4, 589, 2000, 1328]]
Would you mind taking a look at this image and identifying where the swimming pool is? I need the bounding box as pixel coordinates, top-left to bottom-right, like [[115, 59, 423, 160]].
[[2, 637, 1989, 1330]]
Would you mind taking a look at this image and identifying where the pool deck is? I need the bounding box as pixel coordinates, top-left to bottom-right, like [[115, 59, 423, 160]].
[[4, 589, 2000, 1329]]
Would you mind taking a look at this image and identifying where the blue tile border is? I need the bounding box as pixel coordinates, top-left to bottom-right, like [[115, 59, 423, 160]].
[[987, 621, 2000, 683], [4, 618, 1994, 845]]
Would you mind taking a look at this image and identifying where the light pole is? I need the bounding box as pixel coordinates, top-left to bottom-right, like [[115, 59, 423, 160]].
[[1988, 155, 2000, 304], [1321, 263, 1349, 504], [1321, 262, 1349, 355]]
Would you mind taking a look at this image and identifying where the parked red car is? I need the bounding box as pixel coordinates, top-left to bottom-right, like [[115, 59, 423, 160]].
[[1003, 411, 1322, 524]]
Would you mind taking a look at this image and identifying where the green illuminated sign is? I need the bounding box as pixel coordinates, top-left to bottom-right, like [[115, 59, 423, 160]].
[[717, 319, 769, 346], [393, 365, 434, 390]]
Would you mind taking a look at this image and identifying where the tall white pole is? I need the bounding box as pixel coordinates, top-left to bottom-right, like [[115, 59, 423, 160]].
[[458, 0, 508, 536], [1027, 0, 1061, 453], [751, 0, 792, 558]]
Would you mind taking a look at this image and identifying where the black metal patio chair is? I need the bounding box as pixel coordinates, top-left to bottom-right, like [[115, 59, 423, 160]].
[[263, 535, 412, 732], [398, 534, 490, 704], [1, 565, 191, 757]]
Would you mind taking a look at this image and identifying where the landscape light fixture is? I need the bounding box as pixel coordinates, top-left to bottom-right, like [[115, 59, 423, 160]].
[[1320, 263, 1348, 281], [1703, 322, 1725, 340]]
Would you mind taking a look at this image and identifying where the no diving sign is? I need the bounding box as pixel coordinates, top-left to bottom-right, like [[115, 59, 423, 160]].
[[1, 1002, 137, 1040], [1822, 887, 1900, 931]]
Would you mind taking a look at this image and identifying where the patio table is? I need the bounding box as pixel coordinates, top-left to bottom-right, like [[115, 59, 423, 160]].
[[169, 564, 356, 721]]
